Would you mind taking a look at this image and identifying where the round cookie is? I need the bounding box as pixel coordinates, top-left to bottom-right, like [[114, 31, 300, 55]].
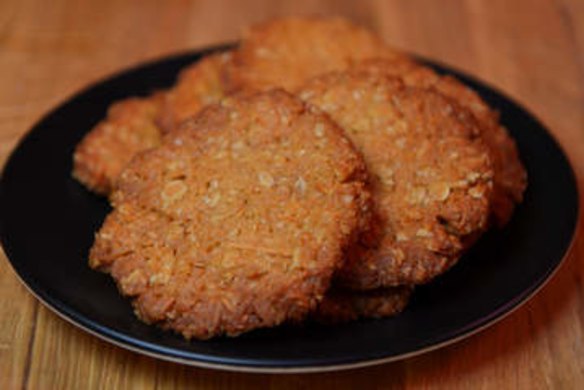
[[73, 96, 163, 195], [226, 16, 406, 92], [90, 90, 371, 339], [299, 71, 494, 288], [350, 58, 527, 226], [313, 286, 412, 323]]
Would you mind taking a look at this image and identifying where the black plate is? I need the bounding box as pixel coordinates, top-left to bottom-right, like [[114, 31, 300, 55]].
[[0, 46, 579, 373]]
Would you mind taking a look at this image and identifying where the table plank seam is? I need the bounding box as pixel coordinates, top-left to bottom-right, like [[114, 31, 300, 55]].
[[21, 301, 39, 390]]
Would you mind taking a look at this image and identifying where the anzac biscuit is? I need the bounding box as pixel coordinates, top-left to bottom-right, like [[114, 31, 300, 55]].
[[226, 16, 406, 92], [350, 58, 527, 226], [90, 90, 371, 339], [314, 286, 412, 323], [299, 71, 493, 288]]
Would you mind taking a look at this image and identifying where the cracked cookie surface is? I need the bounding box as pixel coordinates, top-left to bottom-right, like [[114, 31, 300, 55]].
[[90, 90, 371, 339], [349, 58, 527, 226], [299, 71, 494, 288]]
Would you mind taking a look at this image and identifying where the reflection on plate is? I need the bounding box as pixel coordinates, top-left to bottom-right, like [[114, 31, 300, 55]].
[[0, 47, 578, 373]]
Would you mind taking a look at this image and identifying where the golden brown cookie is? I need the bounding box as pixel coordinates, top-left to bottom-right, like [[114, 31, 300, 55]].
[[90, 90, 371, 339], [313, 286, 412, 323], [226, 16, 406, 92], [299, 71, 493, 288], [349, 58, 527, 226], [72, 96, 163, 195]]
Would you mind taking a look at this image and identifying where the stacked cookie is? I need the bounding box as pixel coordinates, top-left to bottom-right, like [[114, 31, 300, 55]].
[[75, 17, 527, 339]]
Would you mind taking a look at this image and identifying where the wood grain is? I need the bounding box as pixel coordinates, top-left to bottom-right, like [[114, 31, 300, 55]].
[[1, 0, 583, 388]]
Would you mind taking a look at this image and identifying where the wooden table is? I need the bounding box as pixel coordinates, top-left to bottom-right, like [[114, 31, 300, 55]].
[[1, 0, 583, 388]]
